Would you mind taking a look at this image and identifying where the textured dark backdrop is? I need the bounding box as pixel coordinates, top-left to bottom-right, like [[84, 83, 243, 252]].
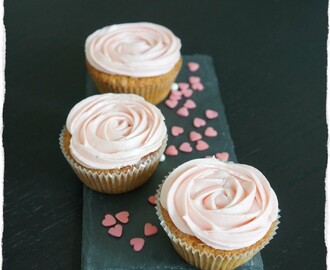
[[3, 0, 327, 269]]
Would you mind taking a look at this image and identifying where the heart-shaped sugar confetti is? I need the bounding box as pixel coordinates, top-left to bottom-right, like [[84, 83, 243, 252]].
[[130, 238, 145, 252], [171, 126, 184, 137], [165, 145, 178, 156], [108, 224, 123, 238], [148, 195, 157, 205], [169, 93, 182, 101], [179, 142, 193, 153], [181, 88, 193, 98], [177, 107, 189, 117], [178, 82, 189, 90], [187, 62, 200, 72], [196, 140, 209, 151], [102, 214, 116, 227], [216, 152, 229, 161], [183, 99, 196, 109], [144, 223, 158, 237], [193, 117, 206, 128], [204, 127, 218, 137], [165, 99, 178, 109], [205, 109, 219, 119], [189, 76, 201, 84], [191, 82, 204, 91], [115, 211, 129, 224], [189, 131, 202, 142]]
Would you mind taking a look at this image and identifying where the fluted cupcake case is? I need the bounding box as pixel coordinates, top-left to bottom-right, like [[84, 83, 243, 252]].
[[87, 58, 182, 105], [155, 182, 280, 270], [60, 127, 167, 194]]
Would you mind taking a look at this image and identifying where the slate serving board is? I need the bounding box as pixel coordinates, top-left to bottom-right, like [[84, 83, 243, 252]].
[[81, 55, 264, 270]]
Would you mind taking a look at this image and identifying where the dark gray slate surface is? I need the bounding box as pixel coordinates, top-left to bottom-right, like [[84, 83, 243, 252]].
[[82, 55, 263, 269]]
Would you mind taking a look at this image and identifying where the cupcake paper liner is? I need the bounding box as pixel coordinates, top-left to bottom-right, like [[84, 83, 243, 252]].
[[86, 58, 183, 105], [155, 181, 280, 270], [59, 127, 167, 194]]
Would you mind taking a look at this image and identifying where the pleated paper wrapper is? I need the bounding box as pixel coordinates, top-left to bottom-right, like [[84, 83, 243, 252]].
[[59, 127, 167, 194], [86, 58, 182, 105]]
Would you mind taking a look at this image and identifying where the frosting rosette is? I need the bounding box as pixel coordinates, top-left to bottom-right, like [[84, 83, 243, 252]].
[[85, 22, 181, 77], [160, 158, 279, 250], [66, 93, 167, 170]]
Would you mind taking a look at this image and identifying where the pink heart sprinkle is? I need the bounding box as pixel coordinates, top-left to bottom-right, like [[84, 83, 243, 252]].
[[165, 99, 178, 109], [177, 107, 189, 117], [191, 82, 204, 91], [130, 238, 145, 252], [169, 93, 182, 101], [193, 117, 206, 128], [183, 99, 196, 109], [115, 211, 129, 224], [144, 223, 158, 237], [205, 109, 219, 119], [205, 155, 212, 158], [171, 90, 182, 97], [102, 214, 116, 227], [187, 62, 200, 72], [171, 126, 184, 137], [216, 152, 229, 161], [178, 82, 189, 90], [189, 131, 202, 142], [148, 195, 157, 205], [165, 145, 178, 156], [108, 224, 123, 238], [204, 127, 218, 137], [179, 142, 193, 153], [181, 88, 193, 98], [189, 76, 201, 84], [196, 140, 209, 151]]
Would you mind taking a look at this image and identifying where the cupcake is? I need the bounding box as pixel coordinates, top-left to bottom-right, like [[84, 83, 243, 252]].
[[156, 158, 279, 270], [59, 93, 167, 194], [85, 22, 182, 105]]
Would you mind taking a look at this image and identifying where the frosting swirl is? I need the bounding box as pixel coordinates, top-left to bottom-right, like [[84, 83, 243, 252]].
[[66, 93, 167, 170], [160, 158, 278, 250], [85, 22, 181, 77]]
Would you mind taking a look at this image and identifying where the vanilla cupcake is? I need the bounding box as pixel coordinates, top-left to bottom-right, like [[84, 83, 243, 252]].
[[85, 22, 182, 105], [59, 93, 167, 194], [157, 158, 279, 270]]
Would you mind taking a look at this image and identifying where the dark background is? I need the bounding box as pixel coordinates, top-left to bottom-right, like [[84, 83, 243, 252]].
[[3, 0, 328, 269]]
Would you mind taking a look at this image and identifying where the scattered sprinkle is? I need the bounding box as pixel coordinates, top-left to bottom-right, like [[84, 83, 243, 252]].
[[205, 109, 219, 119], [130, 238, 145, 252], [102, 214, 116, 227], [204, 127, 218, 137], [179, 142, 193, 153], [177, 107, 189, 117], [187, 62, 200, 72], [193, 117, 206, 128], [115, 211, 129, 224], [196, 140, 209, 151], [171, 126, 184, 137], [165, 145, 179, 156], [108, 224, 123, 238], [189, 131, 202, 142], [171, 83, 179, 91]]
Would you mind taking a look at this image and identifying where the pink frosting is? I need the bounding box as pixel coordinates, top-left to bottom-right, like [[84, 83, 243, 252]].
[[160, 158, 279, 250], [85, 22, 181, 77], [66, 93, 167, 170]]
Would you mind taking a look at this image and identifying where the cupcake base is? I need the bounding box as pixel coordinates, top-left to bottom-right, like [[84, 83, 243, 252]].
[[59, 127, 167, 194], [156, 196, 279, 270], [86, 58, 183, 105]]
